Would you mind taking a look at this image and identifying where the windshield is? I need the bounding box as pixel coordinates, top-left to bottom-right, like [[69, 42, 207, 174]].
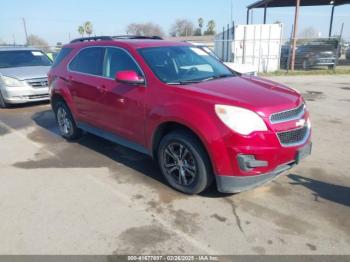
[[139, 46, 235, 84], [0, 50, 52, 68]]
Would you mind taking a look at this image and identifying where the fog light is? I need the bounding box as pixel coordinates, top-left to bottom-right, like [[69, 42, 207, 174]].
[[237, 155, 268, 171]]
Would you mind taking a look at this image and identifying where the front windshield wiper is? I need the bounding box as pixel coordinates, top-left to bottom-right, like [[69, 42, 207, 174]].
[[166, 74, 234, 85], [201, 74, 234, 82], [166, 79, 203, 85]]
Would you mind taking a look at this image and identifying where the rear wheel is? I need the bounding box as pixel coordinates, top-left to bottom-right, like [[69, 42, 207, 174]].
[[157, 130, 213, 194], [53, 101, 82, 140], [0, 92, 8, 108]]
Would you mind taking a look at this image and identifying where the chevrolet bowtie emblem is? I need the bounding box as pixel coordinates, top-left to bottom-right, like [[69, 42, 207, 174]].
[[296, 119, 306, 127]]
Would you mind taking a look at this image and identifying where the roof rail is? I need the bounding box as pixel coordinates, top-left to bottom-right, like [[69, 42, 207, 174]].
[[70, 36, 113, 44], [112, 35, 163, 40]]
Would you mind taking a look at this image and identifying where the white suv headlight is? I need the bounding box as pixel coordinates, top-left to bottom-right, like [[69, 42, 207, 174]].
[[0, 75, 25, 87], [215, 105, 268, 135]]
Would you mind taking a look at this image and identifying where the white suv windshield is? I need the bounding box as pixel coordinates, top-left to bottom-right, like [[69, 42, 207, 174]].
[[139, 46, 235, 85]]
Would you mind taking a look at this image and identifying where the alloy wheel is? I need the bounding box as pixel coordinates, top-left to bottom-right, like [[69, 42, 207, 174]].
[[57, 107, 73, 137], [163, 142, 197, 186]]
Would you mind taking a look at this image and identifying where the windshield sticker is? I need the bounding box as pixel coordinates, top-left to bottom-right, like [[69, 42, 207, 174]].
[[31, 51, 44, 56], [190, 47, 209, 56]]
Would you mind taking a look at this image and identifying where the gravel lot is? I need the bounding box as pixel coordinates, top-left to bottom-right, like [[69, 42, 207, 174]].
[[0, 75, 349, 255]]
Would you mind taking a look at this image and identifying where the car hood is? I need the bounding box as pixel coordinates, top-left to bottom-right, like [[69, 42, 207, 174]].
[[224, 62, 257, 75], [188, 76, 302, 117], [0, 66, 51, 80]]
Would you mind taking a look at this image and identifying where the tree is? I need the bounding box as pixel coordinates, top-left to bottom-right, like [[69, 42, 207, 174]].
[[193, 28, 202, 36], [204, 20, 216, 35], [26, 34, 50, 52], [126, 22, 164, 36], [198, 17, 204, 35], [84, 21, 93, 36], [78, 26, 85, 37], [299, 27, 318, 39], [170, 19, 195, 37]]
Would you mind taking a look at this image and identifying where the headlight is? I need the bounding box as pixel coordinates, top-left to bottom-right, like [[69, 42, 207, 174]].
[[215, 105, 268, 135], [0, 75, 25, 87]]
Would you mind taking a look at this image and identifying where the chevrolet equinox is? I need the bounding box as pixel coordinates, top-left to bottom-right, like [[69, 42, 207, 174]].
[[48, 36, 312, 194]]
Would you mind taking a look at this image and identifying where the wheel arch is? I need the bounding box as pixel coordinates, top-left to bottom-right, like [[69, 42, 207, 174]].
[[151, 121, 215, 173]]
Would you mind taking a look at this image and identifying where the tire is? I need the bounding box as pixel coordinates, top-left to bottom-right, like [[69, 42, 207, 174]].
[[0, 92, 8, 108], [157, 130, 213, 194], [53, 100, 82, 140], [328, 65, 335, 70]]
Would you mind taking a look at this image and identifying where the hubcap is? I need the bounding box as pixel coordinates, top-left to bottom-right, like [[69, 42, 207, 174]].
[[163, 142, 196, 186], [57, 107, 73, 136]]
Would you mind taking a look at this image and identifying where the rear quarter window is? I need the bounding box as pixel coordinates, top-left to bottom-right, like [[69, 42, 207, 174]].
[[51, 48, 73, 68]]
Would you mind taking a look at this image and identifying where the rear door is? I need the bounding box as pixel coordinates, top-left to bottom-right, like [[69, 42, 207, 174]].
[[67, 47, 106, 125]]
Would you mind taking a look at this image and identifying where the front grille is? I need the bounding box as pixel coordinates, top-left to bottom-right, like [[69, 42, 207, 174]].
[[26, 78, 48, 88], [270, 104, 305, 123], [277, 126, 309, 146]]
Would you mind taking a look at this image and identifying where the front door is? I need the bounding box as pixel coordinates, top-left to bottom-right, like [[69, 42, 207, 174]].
[[98, 47, 147, 146]]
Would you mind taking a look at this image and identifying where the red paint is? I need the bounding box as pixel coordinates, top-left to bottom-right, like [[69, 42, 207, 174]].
[[49, 40, 311, 178]]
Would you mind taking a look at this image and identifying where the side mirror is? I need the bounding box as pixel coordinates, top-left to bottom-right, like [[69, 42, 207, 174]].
[[115, 71, 145, 85]]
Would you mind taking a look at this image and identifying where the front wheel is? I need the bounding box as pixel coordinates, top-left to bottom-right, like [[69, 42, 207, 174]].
[[157, 130, 213, 194], [53, 101, 82, 140]]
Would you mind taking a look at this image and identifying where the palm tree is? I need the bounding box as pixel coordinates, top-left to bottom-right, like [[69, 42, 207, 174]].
[[84, 21, 93, 36], [78, 26, 85, 37], [206, 20, 216, 35]]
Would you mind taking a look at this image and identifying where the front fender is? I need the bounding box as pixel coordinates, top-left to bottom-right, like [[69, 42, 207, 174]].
[[146, 103, 233, 176]]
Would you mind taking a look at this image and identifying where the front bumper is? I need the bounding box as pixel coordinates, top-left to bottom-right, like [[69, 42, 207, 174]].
[[216, 142, 312, 193], [312, 58, 335, 66], [216, 162, 295, 193], [1, 86, 49, 104]]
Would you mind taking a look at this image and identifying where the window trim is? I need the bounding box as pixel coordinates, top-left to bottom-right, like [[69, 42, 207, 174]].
[[51, 47, 73, 68], [67, 46, 147, 86]]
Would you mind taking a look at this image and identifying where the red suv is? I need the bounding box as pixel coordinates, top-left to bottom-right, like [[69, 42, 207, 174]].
[[48, 36, 312, 194]]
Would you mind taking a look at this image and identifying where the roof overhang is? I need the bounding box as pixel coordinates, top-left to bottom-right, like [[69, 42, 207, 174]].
[[248, 0, 350, 9]]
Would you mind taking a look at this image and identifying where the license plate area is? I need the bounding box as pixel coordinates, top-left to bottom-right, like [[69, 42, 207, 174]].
[[296, 143, 312, 164]]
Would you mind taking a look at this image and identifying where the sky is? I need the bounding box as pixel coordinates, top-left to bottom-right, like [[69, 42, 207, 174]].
[[0, 0, 350, 46]]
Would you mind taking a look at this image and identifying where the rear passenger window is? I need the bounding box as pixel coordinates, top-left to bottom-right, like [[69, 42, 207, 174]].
[[52, 48, 72, 68], [104, 47, 142, 79], [69, 47, 105, 76]]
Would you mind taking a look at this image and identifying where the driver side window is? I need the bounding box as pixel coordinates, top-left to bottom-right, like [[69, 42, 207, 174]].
[[103, 47, 143, 79]]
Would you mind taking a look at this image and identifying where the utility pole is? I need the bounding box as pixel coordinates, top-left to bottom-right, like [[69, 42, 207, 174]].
[[22, 18, 29, 44], [12, 34, 16, 46], [291, 0, 300, 71]]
